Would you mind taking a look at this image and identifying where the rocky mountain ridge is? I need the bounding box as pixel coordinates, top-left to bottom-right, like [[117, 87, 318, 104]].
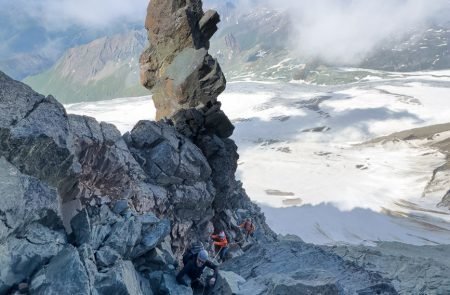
[[2, 0, 450, 294], [0, 69, 273, 294]]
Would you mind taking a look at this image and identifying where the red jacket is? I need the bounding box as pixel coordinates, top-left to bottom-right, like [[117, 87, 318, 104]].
[[211, 235, 228, 247]]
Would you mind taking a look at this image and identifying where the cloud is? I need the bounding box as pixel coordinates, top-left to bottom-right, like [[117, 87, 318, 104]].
[[1, 0, 148, 30], [248, 0, 450, 65]]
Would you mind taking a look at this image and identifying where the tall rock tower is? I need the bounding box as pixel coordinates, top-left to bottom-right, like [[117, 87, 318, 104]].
[[140, 0, 234, 139], [140, 0, 273, 238]]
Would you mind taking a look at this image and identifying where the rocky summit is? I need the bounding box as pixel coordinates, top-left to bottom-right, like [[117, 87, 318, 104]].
[[1, 0, 450, 295]]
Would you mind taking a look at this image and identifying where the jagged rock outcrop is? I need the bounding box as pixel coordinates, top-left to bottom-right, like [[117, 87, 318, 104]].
[[0, 157, 66, 294], [329, 242, 450, 294], [30, 246, 91, 294], [140, 0, 232, 140], [140, 0, 272, 246], [0, 140, 176, 294], [216, 237, 398, 295]]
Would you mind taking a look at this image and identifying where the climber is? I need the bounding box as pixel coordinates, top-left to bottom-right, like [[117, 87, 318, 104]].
[[176, 249, 218, 290], [182, 241, 205, 265], [239, 217, 256, 241], [211, 231, 229, 262]]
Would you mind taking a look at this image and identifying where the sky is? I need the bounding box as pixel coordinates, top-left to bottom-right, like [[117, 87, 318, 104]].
[[0, 0, 148, 29]]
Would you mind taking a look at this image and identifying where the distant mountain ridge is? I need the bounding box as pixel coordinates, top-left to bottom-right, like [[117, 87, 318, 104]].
[[0, 1, 143, 80], [24, 30, 148, 103]]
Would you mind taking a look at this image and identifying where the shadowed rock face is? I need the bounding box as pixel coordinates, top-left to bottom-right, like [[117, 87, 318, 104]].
[[140, 0, 232, 139]]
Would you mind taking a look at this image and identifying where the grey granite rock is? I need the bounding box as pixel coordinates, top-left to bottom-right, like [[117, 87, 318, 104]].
[[94, 260, 152, 295], [210, 271, 246, 295], [78, 243, 98, 288], [104, 216, 142, 258], [95, 246, 121, 268], [0, 72, 79, 200], [329, 242, 450, 294], [126, 120, 211, 186], [131, 219, 171, 259], [0, 158, 66, 294], [159, 274, 193, 295], [221, 239, 398, 295], [30, 246, 90, 295], [0, 224, 66, 294]]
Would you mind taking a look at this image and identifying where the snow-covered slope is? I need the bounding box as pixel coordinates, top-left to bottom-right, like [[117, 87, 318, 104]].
[[66, 69, 450, 246]]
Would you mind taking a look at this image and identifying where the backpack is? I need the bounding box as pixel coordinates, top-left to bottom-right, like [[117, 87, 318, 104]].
[[182, 242, 205, 265]]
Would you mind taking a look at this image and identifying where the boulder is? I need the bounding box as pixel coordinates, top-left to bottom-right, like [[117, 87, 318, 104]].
[[221, 239, 398, 294], [0, 224, 66, 294], [70, 208, 92, 246], [0, 71, 169, 226], [95, 246, 121, 268], [125, 120, 211, 186], [199, 10, 221, 40], [0, 157, 66, 294], [134, 247, 172, 272], [103, 216, 142, 257], [170, 182, 215, 221], [94, 260, 152, 295], [158, 274, 193, 295], [71, 205, 170, 262], [0, 72, 79, 200], [67, 115, 153, 205], [211, 271, 246, 295], [70, 207, 114, 250], [113, 199, 130, 215], [30, 246, 90, 295], [0, 157, 63, 240], [131, 219, 171, 259]]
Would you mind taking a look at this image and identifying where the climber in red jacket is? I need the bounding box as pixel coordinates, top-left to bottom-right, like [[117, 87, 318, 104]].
[[210, 231, 229, 262]]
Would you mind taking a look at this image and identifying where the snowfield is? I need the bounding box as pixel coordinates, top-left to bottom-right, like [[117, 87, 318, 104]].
[[66, 69, 450, 246]]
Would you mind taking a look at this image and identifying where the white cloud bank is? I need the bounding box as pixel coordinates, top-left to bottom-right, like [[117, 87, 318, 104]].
[[255, 0, 450, 64]]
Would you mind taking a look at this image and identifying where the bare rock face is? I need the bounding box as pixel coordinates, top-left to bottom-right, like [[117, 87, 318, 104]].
[[138, 0, 270, 257], [140, 0, 231, 139]]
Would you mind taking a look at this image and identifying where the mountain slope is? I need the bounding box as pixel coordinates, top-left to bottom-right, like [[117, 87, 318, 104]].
[[24, 30, 148, 103]]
